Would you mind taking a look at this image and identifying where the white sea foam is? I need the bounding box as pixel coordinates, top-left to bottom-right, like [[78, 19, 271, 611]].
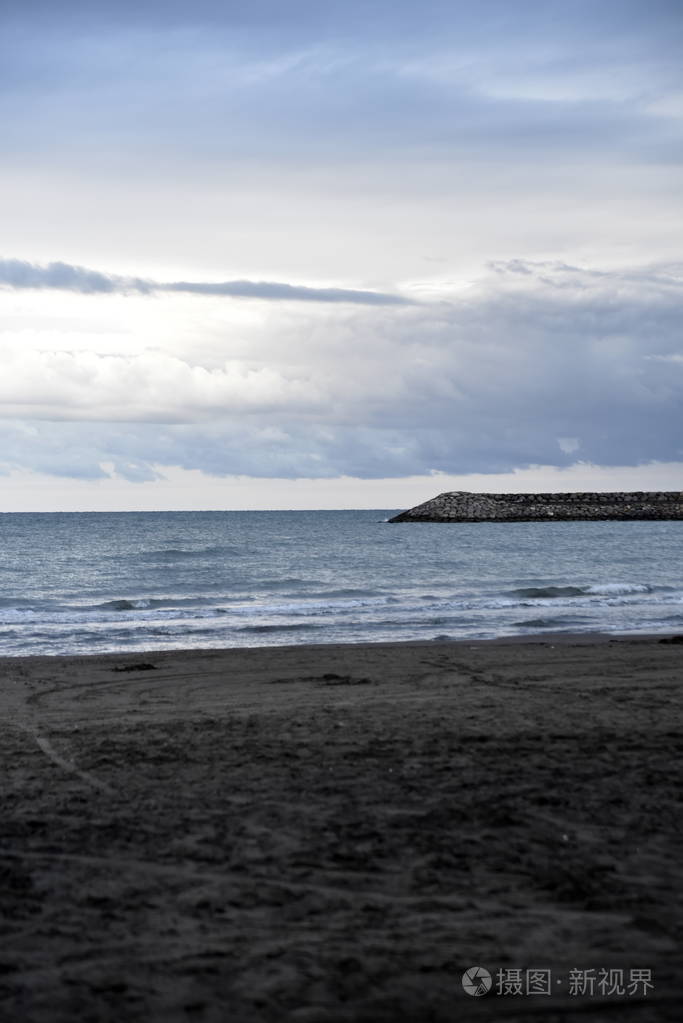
[[584, 582, 653, 596]]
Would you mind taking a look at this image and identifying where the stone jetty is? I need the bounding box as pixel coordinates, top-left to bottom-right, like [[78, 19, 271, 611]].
[[389, 491, 683, 523]]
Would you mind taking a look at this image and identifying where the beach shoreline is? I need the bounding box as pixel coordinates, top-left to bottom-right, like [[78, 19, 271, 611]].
[[0, 625, 676, 664], [2, 633, 682, 1021]]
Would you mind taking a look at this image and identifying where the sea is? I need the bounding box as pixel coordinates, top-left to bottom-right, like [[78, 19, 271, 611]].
[[0, 510, 681, 657]]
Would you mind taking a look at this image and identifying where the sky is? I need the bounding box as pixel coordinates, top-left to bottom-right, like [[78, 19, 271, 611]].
[[1, 0, 682, 510]]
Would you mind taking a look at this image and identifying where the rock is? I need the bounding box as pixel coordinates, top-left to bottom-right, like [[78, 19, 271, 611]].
[[388, 491, 683, 523]]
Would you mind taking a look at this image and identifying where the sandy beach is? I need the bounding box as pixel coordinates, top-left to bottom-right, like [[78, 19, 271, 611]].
[[1, 634, 682, 1021]]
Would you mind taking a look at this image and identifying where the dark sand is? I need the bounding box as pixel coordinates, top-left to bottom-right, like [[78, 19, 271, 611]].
[[1, 635, 682, 1021]]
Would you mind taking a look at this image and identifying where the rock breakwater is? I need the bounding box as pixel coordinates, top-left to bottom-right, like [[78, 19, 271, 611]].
[[389, 491, 683, 523]]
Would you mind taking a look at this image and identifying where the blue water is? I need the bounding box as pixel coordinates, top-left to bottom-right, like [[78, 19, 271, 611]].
[[0, 510, 681, 656]]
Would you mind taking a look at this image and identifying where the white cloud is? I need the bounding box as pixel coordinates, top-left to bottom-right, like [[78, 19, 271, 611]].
[[646, 353, 683, 364], [558, 438, 580, 455], [0, 347, 323, 421]]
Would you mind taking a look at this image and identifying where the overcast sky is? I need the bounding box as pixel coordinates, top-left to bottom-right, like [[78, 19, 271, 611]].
[[1, 0, 682, 509]]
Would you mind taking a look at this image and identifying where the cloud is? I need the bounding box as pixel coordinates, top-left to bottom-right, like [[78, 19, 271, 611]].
[[0, 348, 324, 422], [558, 437, 580, 455], [163, 279, 410, 304], [1, 260, 682, 480], [0, 259, 410, 305], [0, 259, 151, 295]]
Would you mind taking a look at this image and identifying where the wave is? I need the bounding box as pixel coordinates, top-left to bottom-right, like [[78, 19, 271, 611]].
[[93, 596, 231, 612], [228, 595, 394, 618], [650, 612, 683, 625], [137, 545, 242, 561], [292, 587, 384, 600], [0, 608, 42, 622], [512, 615, 593, 629], [254, 577, 309, 588], [2, 581, 678, 634], [585, 582, 653, 596], [236, 623, 323, 633], [98, 598, 153, 611], [508, 585, 585, 598], [508, 582, 654, 600]]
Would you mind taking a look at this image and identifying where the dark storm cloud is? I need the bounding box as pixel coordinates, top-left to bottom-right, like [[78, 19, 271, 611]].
[[0, 259, 409, 305]]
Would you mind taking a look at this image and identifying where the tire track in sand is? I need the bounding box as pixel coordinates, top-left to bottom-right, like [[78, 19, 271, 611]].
[[12, 720, 116, 794]]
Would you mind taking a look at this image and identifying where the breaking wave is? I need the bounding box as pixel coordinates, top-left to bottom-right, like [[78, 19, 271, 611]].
[[508, 582, 655, 600], [100, 598, 153, 611]]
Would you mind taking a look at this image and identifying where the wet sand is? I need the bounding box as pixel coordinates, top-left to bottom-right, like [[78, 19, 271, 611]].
[[1, 635, 682, 1021]]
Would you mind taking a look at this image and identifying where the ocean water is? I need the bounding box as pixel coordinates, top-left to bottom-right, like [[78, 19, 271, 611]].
[[0, 510, 681, 656]]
